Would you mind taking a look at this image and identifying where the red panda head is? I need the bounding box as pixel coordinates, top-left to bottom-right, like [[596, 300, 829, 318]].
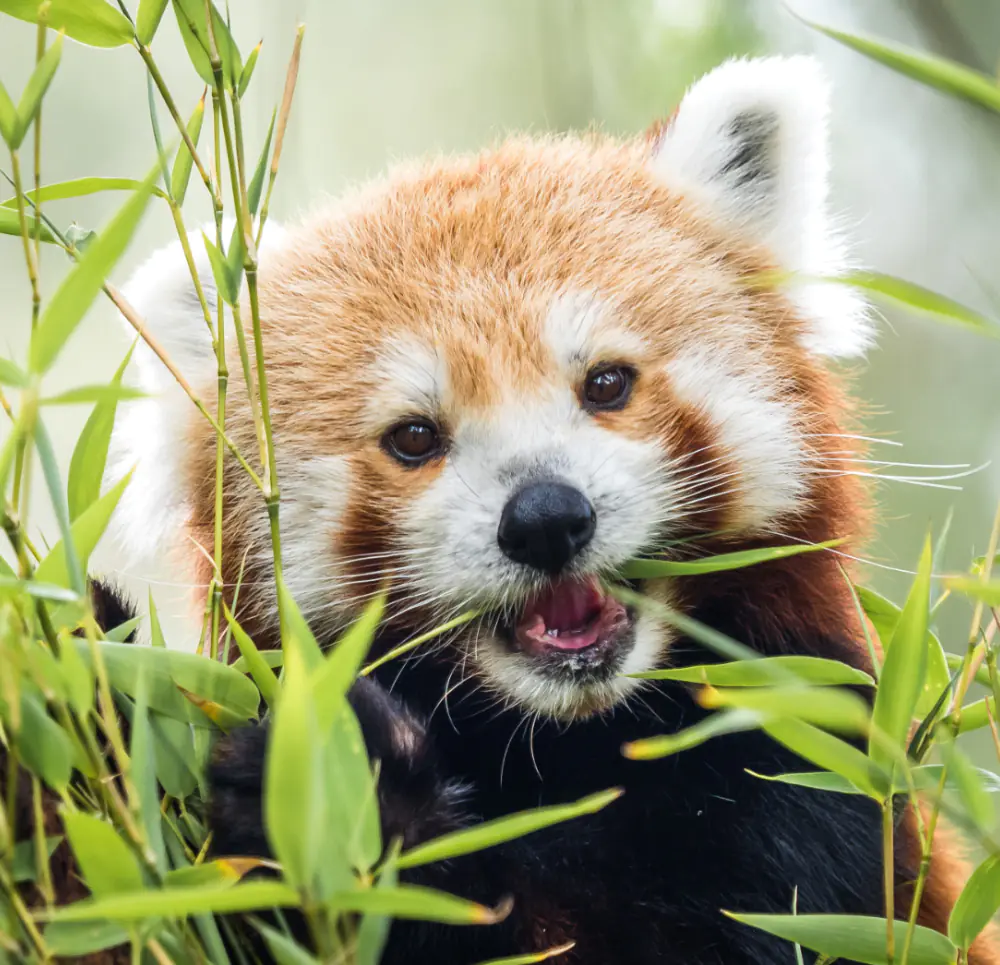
[[110, 56, 873, 720]]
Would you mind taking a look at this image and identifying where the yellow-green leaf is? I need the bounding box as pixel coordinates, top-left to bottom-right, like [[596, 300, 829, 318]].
[[238, 41, 262, 98], [747, 769, 866, 795], [4, 692, 73, 790], [136, 0, 170, 45], [0, 0, 134, 47], [472, 945, 577, 965], [764, 719, 878, 799], [0, 177, 149, 209], [631, 655, 873, 688], [9, 32, 63, 149], [225, 605, 279, 707], [278, 577, 323, 670], [0, 78, 16, 145], [944, 576, 1000, 607], [43, 921, 130, 957], [949, 854, 1000, 952], [248, 109, 275, 215], [170, 93, 205, 205], [30, 167, 156, 373], [623, 709, 762, 761], [868, 536, 932, 780], [726, 911, 956, 965], [327, 884, 508, 925], [171, 0, 242, 88], [702, 686, 869, 734], [622, 539, 843, 579], [398, 788, 621, 870], [62, 812, 143, 897], [0, 205, 56, 243]]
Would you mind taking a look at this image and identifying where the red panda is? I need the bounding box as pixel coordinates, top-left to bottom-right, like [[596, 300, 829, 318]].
[[105, 55, 996, 964]]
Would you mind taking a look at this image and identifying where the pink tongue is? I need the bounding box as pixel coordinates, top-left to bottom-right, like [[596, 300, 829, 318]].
[[514, 578, 613, 653]]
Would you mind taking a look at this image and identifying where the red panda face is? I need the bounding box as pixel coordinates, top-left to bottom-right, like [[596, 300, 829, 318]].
[[110, 57, 873, 720]]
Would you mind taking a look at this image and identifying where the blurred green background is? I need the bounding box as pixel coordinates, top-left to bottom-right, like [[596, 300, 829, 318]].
[[1, 0, 999, 679]]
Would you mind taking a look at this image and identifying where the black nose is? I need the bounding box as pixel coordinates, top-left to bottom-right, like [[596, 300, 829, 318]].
[[497, 480, 596, 574]]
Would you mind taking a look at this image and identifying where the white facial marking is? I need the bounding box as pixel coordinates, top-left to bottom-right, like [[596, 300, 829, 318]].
[[363, 335, 448, 433], [544, 290, 647, 373], [666, 345, 807, 530]]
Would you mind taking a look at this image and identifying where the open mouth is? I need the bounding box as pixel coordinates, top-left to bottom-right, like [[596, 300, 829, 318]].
[[508, 576, 635, 661]]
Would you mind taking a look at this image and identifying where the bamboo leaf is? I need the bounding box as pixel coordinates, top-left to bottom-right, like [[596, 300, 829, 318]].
[[67, 342, 135, 522], [136, 0, 170, 45], [868, 536, 932, 780], [225, 605, 279, 707], [201, 232, 239, 305], [30, 167, 156, 373], [944, 576, 1000, 606], [0, 576, 78, 603], [253, 921, 319, 965], [35, 471, 132, 588], [43, 921, 130, 956], [0, 78, 16, 145], [701, 686, 869, 734], [0, 0, 133, 47], [34, 416, 84, 594], [0, 177, 149, 209], [61, 812, 144, 896], [278, 577, 323, 670], [356, 857, 397, 965], [726, 911, 956, 965], [949, 854, 1000, 951], [170, 93, 205, 205], [326, 885, 509, 925], [793, 11, 1000, 115], [397, 788, 621, 870], [4, 690, 73, 791], [631, 655, 873, 688], [0, 205, 56, 242], [763, 719, 879, 799], [12, 836, 61, 882], [622, 539, 843, 579], [238, 41, 262, 98], [622, 709, 762, 761], [130, 671, 166, 870], [471, 946, 577, 965], [42, 881, 301, 921], [248, 109, 275, 214], [945, 739, 994, 831], [265, 647, 323, 890], [10, 32, 63, 149], [171, 0, 242, 88], [0, 357, 28, 387], [43, 384, 144, 406], [746, 769, 867, 795], [74, 639, 259, 728], [164, 858, 266, 889]]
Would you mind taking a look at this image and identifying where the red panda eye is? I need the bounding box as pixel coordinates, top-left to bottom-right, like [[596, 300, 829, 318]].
[[383, 420, 442, 465], [582, 365, 635, 411]]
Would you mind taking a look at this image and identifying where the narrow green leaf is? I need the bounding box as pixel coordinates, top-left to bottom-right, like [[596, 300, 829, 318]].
[[794, 11, 1000, 114], [30, 166, 156, 372], [313, 589, 386, 731], [35, 471, 132, 588], [0, 79, 16, 145], [42, 384, 144, 406], [233, 649, 284, 673], [956, 697, 997, 735], [170, 93, 205, 205], [945, 576, 1000, 607], [248, 109, 275, 215], [0, 576, 78, 603], [67, 345, 134, 520], [631, 655, 873, 688], [34, 416, 84, 593], [622, 708, 762, 761], [0, 178, 148, 209], [73, 639, 259, 728], [949, 854, 1000, 951], [11, 835, 61, 882], [327, 884, 508, 925], [278, 577, 323, 670], [703, 686, 869, 734], [0, 205, 56, 242], [868, 536, 932, 778], [136, 0, 170, 45], [147, 590, 166, 648], [104, 615, 142, 643], [11, 32, 63, 149], [61, 812, 144, 896], [253, 921, 319, 965], [747, 769, 867, 795], [764, 719, 879, 799], [130, 670, 166, 870], [238, 41, 262, 98], [164, 858, 266, 889], [60, 627, 95, 715], [356, 856, 397, 965], [224, 605, 279, 707], [43, 920, 130, 956], [0, 357, 28, 387], [0, 0, 134, 47], [398, 788, 621, 870], [42, 881, 301, 922], [265, 647, 323, 890], [201, 232, 239, 305], [945, 739, 994, 831], [148, 711, 198, 799], [622, 539, 843, 579], [171, 0, 243, 88], [4, 693, 73, 790], [471, 945, 577, 965], [726, 911, 956, 965]]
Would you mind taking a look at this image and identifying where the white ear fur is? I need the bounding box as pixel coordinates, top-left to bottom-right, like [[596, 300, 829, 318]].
[[651, 56, 872, 359], [106, 221, 287, 563]]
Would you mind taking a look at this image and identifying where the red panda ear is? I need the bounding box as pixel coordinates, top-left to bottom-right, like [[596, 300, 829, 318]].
[[650, 56, 873, 359]]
